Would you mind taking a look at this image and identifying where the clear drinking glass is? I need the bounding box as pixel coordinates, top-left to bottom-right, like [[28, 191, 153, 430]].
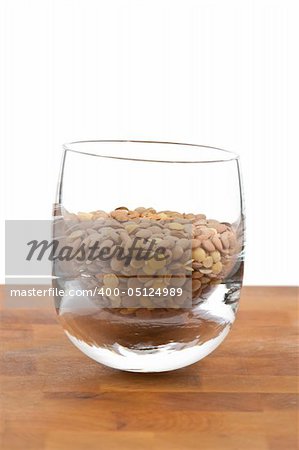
[[53, 140, 245, 372]]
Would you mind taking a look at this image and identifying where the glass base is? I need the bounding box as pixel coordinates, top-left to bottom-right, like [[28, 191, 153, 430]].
[[65, 325, 230, 372]]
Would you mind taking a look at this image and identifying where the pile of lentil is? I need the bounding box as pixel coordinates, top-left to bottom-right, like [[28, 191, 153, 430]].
[[55, 206, 240, 316]]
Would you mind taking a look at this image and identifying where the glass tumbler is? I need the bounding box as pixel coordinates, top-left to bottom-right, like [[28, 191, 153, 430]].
[[53, 141, 245, 372]]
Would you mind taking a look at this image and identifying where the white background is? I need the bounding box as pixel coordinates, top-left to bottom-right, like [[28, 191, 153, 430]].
[[0, 0, 298, 285]]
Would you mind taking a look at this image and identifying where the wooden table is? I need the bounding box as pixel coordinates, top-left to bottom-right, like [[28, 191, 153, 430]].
[[0, 286, 298, 450]]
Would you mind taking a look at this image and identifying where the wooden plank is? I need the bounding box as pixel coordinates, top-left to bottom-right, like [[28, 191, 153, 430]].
[[0, 286, 298, 450]]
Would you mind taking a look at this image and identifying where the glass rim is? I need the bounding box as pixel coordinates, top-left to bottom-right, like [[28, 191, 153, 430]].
[[63, 139, 240, 164]]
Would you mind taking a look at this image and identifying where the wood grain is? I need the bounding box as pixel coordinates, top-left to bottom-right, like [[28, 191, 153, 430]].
[[0, 286, 298, 450]]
